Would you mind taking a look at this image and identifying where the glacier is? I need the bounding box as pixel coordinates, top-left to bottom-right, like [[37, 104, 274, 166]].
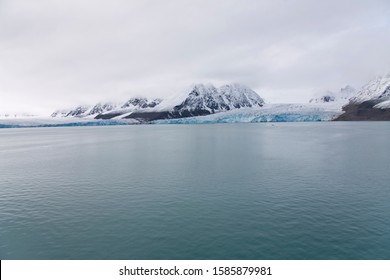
[[0, 103, 342, 128], [153, 103, 343, 124], [6, 79, 380, 128], [0, 117, 136, 128]]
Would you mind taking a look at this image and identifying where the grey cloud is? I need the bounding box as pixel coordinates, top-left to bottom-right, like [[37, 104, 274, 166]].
[[0, 0, 389, 114]]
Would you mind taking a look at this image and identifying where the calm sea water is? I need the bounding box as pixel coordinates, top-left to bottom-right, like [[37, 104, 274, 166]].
[[0, 123, 389, 259]]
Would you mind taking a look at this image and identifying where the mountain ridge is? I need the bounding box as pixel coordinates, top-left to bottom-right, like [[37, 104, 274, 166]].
[[21, 73, 390, 123], [309, 85, 356, 104], [52, 83, 265, 122], [335, 73, 390, 121]]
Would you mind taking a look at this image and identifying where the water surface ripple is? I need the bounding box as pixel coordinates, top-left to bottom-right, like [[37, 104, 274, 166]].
[[0, 123, 389, 259]]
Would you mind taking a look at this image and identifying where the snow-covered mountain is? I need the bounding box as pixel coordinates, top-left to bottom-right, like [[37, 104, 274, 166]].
[[170, 83, 264, 115], [22, 76, 389, 125], [52, 103, 119, 118], [120, 83, 265, 121], [52, 83, 265, 121], [350, 73, 390, 107], [335, 73, 390, 121], [51, 106, 89, 117], [51, 98, 161, 119], [309, 91, 336, 103], [121, 97, 162, 109], [3, 81, 358, 127], [51, 109, 69, 118], [88, 102, 118, 115], [309, 85, 356, 104], [95, 98, 162, 119]]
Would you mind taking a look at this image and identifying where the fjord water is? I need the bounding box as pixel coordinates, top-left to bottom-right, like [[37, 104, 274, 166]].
[[0, 123, 389, 260]]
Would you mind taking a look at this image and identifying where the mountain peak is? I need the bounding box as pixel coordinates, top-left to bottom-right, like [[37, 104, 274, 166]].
[[173, 83, 264, 115], [309, 86, 356, 104], [350, 74, 390, 104], [121, 97, 162, 109], [54, 106, 89, 117], [88, 102, 118, 115], [340, 85, 356, 94], [50, 83, 264, 121]]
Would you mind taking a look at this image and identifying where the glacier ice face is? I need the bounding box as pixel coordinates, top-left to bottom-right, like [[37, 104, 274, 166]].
[[2, 103, 344, 128], [0, 117, 136, 128], [153, 103, 343, 124]]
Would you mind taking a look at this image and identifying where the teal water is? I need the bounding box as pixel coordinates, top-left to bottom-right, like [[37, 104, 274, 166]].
[[0, 123, 389, 259]]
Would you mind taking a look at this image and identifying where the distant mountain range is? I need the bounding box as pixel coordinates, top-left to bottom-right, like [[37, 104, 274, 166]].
[[47, 73, 390, 122], [2, 73, 390, 126], [51, 98, 163, 118], [51, 83, 265, 122], [306, 74, 390, 120], [49, 73, 390, 122], [0, 113, 37, 118]]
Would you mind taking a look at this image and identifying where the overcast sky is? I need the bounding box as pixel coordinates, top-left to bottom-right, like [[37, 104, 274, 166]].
[[1, 0, 390, 114]]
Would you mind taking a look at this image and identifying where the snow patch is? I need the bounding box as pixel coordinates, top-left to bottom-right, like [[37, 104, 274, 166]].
[[374, 100, 390, 109]]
